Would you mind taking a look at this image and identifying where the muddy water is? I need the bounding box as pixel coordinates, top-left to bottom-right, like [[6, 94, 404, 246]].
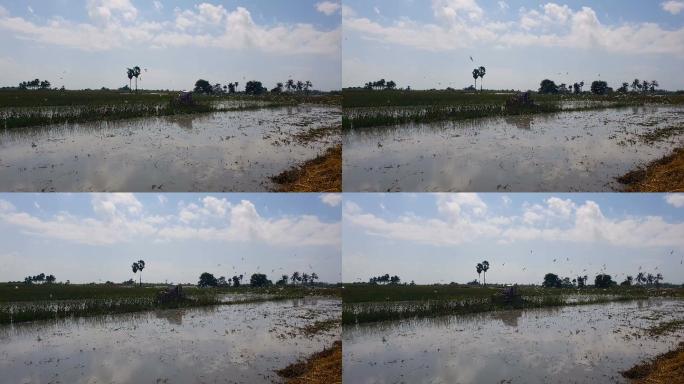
[[0, 297, 340, 384], [0, 105, 340, 191], [343, 106, 684, 191], [343, 299, 684, 384]]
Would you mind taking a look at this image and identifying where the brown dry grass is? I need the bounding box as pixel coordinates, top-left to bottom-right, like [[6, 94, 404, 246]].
[[622, 342, 684, 383], [618, 147, 684, 192], [277, 340, 342, 384], [271, 145, 342, 192]]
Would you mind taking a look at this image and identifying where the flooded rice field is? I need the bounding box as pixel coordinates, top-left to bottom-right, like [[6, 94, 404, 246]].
[[343, 299, 684, 384], [343, 106, 684, 191], [0, 105, 340, 191], [0, 297, 340, 384]]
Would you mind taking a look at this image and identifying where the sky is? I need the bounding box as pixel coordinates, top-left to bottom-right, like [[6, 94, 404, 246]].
[[0, 193, 342, 284], [343, 0, 684, 91], [343, 193, 684, 285], [0, 0, 341, 90]]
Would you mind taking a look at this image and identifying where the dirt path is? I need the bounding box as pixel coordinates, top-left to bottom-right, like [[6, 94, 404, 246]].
[[622, 342, 684, 383], [618, 147, 684, 192], [276, 340, 341, 384], [271, 145, 342, 192]]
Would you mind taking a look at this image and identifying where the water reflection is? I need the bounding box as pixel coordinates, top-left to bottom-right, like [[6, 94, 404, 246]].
[[343, 299, 684, 384], [0, 298, 341, 383], [343, 106, 684, 191], [0, 105, 340, 192]]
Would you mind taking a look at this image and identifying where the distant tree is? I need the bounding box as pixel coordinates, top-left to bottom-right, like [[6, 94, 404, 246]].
[[618, 82, 629, 93], [276, 274, 289, 286], [478, 66, 486, 91], [131, 260, 145, 286], [231, 274, 243, 287], [40, 80, 51, 89], [45, 274, 56, 284], [590, 80, 608, 95], [310, 272, 318, 285], [217, 276, 228, 287], [212, 83, 223, 94], [132, 66, 141, 93], [646, 273, 655, 285], [636, 272, 646, 285], [302, 273, 310, 285], [386, 80, 396, 90], [481, 260, 490, 285], [250, 273, 272, 287], [286, 79, 295, 92], [296, 80, 304, 92], [126, 68, 134, 91], [472, 68, 480, 90], [291, 271, 301, 285], [389, 275, 401, 284], [476, 263, 483, 284], [655, 273, 663, 287], [631, 79, 641, 93], [194, 79, 213, 94], [198, 272, 218, 287], [620, 275, 633, 286], [594, 274, 614, 288], [304, 80, 313, 92], [641, 80, 650, 94], [542, 273, 562, 288], [539, 79, 559, 94], [271, 82, 284, 93], [245, 80, 266, 95], [650, 80, 659, 92]]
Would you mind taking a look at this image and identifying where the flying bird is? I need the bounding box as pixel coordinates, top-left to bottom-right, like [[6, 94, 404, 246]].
[[469, 56, 474, 62]]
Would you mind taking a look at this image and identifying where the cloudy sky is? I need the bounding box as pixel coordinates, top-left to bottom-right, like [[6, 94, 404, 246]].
[[0, 0, 341, 90], [0, 193, 342, 284], [343, 193, 684, 285], [343, 0, 684, 90]]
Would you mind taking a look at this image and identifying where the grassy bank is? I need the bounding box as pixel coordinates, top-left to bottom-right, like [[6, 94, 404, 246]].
[[271, 144, 342, 192], [342, 284, 683, 324], [622, 342, 684, 383], [277, 340, 342, 384], [0, 283, 339, 324], [342, 89, 684, 129], [0, 89, 340, 129], [618, 147, 684, 192]]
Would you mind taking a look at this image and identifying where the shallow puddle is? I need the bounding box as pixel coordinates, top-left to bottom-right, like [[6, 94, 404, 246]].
[[343, 106, 684, 191], [343, 299, 684, 384], [0, 297, 340, 384], [0, 105, 340, 191]]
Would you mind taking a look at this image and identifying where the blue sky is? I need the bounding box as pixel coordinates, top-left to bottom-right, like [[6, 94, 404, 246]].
[[0, 193, 342, 284], [343, 193, 684, 284], [343, 0, 684, 90], [0, 0, 341, 90]]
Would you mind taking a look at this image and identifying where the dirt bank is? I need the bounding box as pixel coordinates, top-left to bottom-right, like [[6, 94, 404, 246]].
[[276, 340, 342, 384], [271, 145, 342, 192], [618, 147, 684, 192], [622, 342, 684, 383]]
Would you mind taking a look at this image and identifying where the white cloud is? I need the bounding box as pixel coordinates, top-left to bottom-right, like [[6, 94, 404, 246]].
[[0, 2, 339, 55], [662, 1, 684, 15], [497, 1, 509, 11], [665, 194, 684, 208], [343, 2, 684, 56], [344, 194, 684, 249], [0, 196, 340, 247], [316, 1, 341, 16], [320, 193, 342, 207], [153, 1, 163, 12]]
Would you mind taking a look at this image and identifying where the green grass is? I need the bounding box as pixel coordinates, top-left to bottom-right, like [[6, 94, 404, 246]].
[[341, 284, 684, 324], [0, 89, 341, 129], [341, 89, 684, 129], [0, 283, 340, 324]]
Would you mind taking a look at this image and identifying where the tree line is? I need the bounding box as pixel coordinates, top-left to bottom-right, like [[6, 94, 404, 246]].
[[18, 79, 51, 90], [23, 273, 56, 285], [539, 78, 659, 95], [194, 78, 313, 96], [543, 271, 664, 288], [363, 79, 397, 91], [368, 274, 401, 284], [198, 271, 319, 288]]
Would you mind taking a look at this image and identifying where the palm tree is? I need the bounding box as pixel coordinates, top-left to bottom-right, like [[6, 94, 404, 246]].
[[304, 80, 312, 93], [631, 79, 641, 93], [126, 68, 134, 92], [481, 260, 489, 285], [472, 69, 479, 90], [302, 273, 310, 284], [132, 66, 141, 93], [478, 66, 486, 91], [310, 272, 318, 285], [655, 273, 663, 286], [476, 263, 483, 284], [636, 272, 645, 285], [291, 271, 300, 285], [650, 80, 659, 92], [286, 79, 295, 92], [296, 80, 304, 92], [131, 259, 145, 286]]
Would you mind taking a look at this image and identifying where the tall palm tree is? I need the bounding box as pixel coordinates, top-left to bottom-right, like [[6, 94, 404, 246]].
[[126, 68, 134, 92], [631, 79, 641, 93], [131, 259, 145, 286], [286, 79, 295, 92], [636, 272, 645, 285], [481, 260, 489, 285], [291, 271, 300, 285], [472, 69, 479, 90], [476, 263, 483, 284], [310, 272, 318, 285], [132, 66, 141, 93], [478, 66, 486, 91]]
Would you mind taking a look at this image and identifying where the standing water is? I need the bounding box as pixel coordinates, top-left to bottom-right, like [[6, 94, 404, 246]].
[[0, 105, 340, 191], [343, 106, 684, 191], [343, 299, 684, 383], [0, 298, 340, 383]]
